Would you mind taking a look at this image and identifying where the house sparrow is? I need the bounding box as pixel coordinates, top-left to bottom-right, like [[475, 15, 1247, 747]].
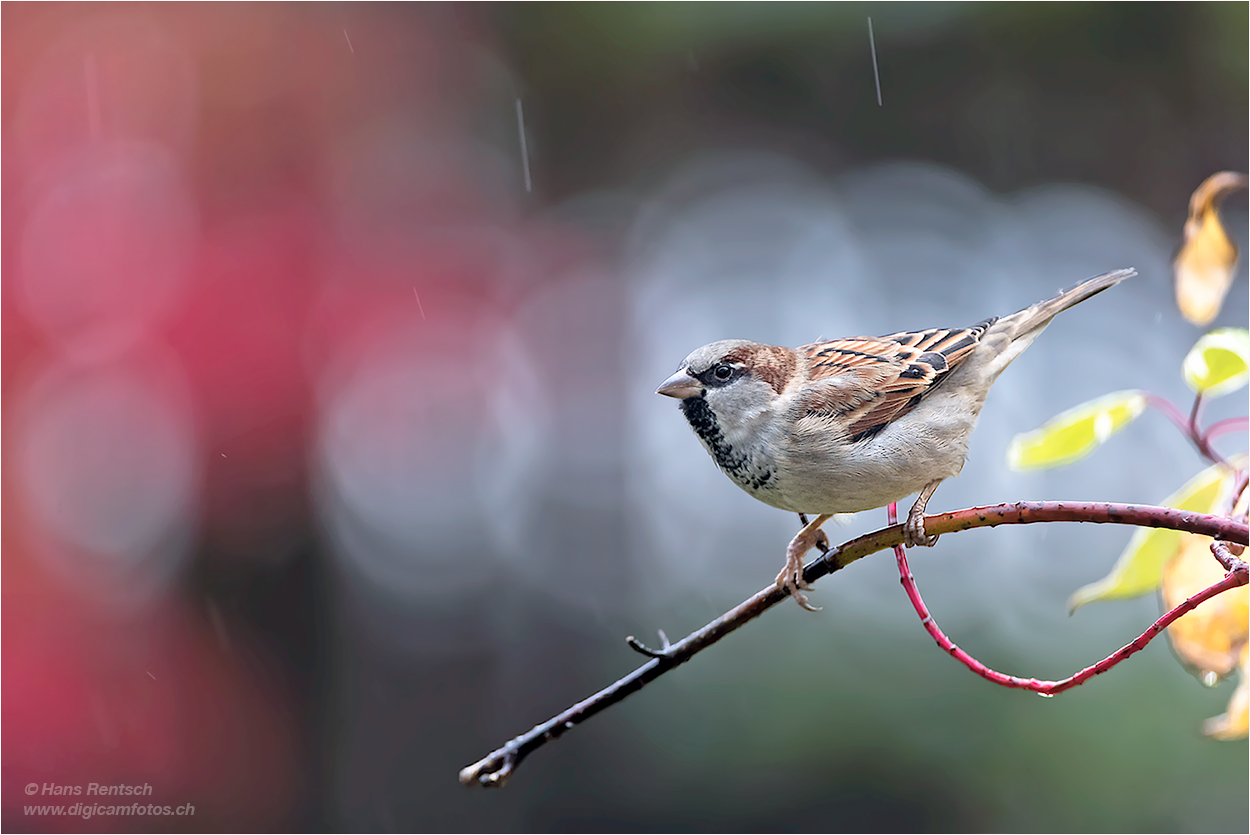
[[657, 268, 1136, 611]]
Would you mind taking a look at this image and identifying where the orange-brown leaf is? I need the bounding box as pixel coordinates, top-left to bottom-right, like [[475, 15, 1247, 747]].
[[1162, 533, 1248, 679], [1174, 171, 1248, 326]]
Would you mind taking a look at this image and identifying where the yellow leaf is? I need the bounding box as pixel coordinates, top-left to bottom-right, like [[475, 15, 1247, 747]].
[[1005, 391, 1146, 472], [1174, 171, 1247, 326], [1068, 458, 1242, 612], [1203, 644, 1249, 741], [1181, 328, 1250, 398]]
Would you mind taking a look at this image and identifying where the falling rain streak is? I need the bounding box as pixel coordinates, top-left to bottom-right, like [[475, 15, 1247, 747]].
[[868, 17, 882, 106], [515, 98, 532, 193]]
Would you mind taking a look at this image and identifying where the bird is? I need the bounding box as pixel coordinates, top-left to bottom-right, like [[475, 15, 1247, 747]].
[[656, 268, 1136, 611]]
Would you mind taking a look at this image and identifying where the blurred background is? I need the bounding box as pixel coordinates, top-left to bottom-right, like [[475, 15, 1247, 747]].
[[3, 3, 1247, 832]]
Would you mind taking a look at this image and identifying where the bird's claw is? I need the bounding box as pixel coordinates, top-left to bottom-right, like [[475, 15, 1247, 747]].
[[778, 528, 822, 612], [775, 568, 821, 612], [902, 512, 939, 548]]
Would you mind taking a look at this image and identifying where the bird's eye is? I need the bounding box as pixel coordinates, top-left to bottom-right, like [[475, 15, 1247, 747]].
[[713, 363, 733, 381]]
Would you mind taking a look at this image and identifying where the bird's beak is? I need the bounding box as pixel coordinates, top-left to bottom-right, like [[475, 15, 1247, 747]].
[[656, 369, 702, 399]]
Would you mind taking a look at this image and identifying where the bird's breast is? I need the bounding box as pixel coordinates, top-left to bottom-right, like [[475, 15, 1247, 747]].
[[679, 397, 778, 495]]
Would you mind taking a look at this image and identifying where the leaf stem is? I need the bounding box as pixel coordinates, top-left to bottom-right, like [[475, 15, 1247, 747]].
[[1144, 392, 1229, 466], [1203, 416, 1249, 444]]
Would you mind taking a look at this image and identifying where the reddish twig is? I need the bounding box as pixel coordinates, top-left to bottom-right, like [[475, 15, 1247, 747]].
[[888, 502, 1249, 694], [1210, 539, 1246, 570], [459, 501, 1248, 787], [1145, 392, 1229, 466], [1188, 391, 1206, 438], [1203, 417, 1249, 444], [1145, 392, 1194, 438]]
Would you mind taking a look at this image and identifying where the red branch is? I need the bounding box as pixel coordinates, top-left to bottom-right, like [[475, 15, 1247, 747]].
[[888, 502, 1249, 694], [1211, 539, 1245, 570]]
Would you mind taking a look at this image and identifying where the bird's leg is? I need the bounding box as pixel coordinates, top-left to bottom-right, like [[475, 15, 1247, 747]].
[[903, 479, 943, 547], [778, 513, 832, 612], [798, 513, 830, 554]]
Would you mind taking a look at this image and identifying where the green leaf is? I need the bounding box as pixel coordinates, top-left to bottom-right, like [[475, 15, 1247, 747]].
[[1068, 459, 1241, 612], [1182, 328, 1250, 398], [1005, 391, 1147, 472]]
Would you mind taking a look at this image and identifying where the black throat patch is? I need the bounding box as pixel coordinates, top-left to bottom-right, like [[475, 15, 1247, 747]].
[[679, 396, 773, 491]]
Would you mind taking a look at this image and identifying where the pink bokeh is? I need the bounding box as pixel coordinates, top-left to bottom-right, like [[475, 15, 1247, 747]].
[[3, 5, 591, 829]]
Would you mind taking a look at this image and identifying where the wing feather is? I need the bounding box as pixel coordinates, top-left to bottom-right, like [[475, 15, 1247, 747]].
[[798, 317, 997, 441]]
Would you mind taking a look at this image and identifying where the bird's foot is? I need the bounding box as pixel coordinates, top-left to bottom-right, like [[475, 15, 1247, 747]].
[[902, 479, 943, 547], [777, 517, 830, 612], [902, 509, 939, 547]]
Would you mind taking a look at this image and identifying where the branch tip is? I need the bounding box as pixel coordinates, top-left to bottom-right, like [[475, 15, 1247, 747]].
[[625, 635, 671, 659], [459, 751, 514, 788]]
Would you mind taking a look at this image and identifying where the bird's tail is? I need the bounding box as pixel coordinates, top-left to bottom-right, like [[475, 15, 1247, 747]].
[[1006, 267, 1137, 339], [978, 267, 1136, 384]]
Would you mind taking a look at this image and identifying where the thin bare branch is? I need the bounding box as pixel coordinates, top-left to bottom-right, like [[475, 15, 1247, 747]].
[[459, 501, 1249, 788]]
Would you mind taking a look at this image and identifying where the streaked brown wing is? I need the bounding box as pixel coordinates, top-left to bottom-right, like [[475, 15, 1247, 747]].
[[799, 317, 996, 440]]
